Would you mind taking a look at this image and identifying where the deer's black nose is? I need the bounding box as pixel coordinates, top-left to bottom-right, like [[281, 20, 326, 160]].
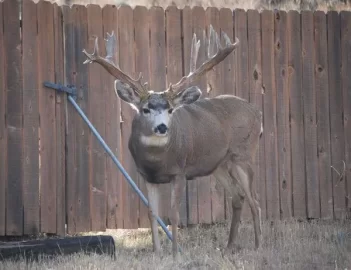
[[155, 124, 168, 134]]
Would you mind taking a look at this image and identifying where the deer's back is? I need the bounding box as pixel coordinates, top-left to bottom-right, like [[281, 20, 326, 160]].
[[172, 95, 262, 179]]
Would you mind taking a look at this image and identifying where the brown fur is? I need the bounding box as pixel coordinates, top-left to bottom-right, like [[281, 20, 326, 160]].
[[82, 27, 262, 260], [128, 93, 263, 258]]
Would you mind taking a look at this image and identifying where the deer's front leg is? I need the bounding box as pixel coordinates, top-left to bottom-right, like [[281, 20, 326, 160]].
[[145, 182, 160, 254], [170, 176, 186, 260]]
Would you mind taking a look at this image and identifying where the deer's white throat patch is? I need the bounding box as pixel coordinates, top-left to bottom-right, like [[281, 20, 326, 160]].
[[140, 134, 169, 147]]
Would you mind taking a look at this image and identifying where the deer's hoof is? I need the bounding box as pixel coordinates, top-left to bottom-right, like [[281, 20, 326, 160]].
[[222, 244, 242, 257]]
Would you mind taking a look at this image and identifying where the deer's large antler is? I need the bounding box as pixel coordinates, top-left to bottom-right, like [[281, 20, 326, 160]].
[[82, 31, 148, 97], [166, 25, 239, 96]]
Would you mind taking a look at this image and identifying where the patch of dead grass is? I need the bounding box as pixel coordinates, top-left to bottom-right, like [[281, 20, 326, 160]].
[[0, 219, 350, 269]]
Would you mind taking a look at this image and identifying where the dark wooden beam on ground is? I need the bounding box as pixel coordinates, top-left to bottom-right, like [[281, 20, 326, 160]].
[[0, 235, 115, 261]]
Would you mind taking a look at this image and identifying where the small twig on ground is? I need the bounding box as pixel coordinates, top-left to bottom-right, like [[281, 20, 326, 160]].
[[331, 160, 346, 186]]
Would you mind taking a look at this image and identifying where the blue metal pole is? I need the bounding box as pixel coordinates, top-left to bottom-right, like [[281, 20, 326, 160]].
[[67, 95, 181, 252]]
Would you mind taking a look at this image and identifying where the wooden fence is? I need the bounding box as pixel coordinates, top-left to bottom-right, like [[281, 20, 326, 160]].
[[0, 0, 350, 236]]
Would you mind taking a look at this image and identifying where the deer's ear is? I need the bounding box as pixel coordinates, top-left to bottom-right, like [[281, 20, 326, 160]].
[[172, 86, 202, 106], [114, 80, 141, 110]]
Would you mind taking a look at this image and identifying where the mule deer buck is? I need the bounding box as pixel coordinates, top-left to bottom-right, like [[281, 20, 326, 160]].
[[83, 25, 262, 259]]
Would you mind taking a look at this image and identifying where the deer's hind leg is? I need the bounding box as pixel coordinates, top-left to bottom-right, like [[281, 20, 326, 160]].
[[230, 162, 262, 249], [212, 165, 244, 251]]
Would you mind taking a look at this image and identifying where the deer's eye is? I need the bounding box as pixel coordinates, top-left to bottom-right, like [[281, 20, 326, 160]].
[[142, 108, 150, 114], [168, 108, 173, 114]]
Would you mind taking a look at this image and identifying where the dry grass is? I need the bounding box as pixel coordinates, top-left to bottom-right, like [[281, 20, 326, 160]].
[[1, 219, 350, 269]]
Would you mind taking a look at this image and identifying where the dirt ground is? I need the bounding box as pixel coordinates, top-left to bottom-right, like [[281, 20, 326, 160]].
[[1, 219, 350, 269]]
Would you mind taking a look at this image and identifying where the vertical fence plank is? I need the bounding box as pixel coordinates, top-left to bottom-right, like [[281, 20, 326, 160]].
[[327, 11, 346, 219], [182, 6, 197, 225], [22, 0, 40, 235], [261, 10, 279, 220], [248, 9, 266, 220], [148, 6, 170, 224], [234, 9, 249, 101], [341, 11, 351, 210], [63, 5, 77, 235], [54, 3, 66, 236], [193, 7, 212, 225], [64, 5, 91, 234], [87, 4, 107, 232], [133, 6, 150, 228], [52, 3, 66, 236], [206, 7, 225, 223], [74, 4, 91, 233], [0, 0, 6, 236], [37, 0, 57, 233], [166, 6, 187, 226], [220, 8, 235, 98], [63, 5, 75, 234], [118, 5, 139, 228], [219, 7, 235, 220], [314, 11, 332, 219], [302, 11, 320, 219], [4, 0, 24, 235], [274, 10, 292, 219], [102, 4, 122, 229], [288, 11, 306, 218], [234, 8, 252, 221]]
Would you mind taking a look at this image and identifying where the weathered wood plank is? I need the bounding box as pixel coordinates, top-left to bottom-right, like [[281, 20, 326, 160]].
[[182, 6, 198, 225], [288, 11, 306, 218], [314, 11, 332, 219], [341, 11, 351, 210], [206, 7, 225, 223], [166, 6, 187, 226], [133, 5, 150, 228], [261, 10, 279, 220], [234, 8, 251, 221], [302, 11, 320, 218], [219, 7, 235, 220], [234, 9, 249, 101], [53, 2, 66, 236], [22, 0, 40, 235], [247, 9, 266, 220], [63, 5, 77, 235], [219, 8, 235, 97], [274, 10, 292, 219], [193, 6, 211, 225], [102, 4, 122, 229], [87, 4, 107, 232], [0, 0, 6, 236], [73, 5, 91, 233], [64, 5, 91, 234], [327, 11, 346, 219], [148, 6, 170, 225], [118, 5, 139, 228], [37, 0, 57, 233], [4, 0, 24, 235]]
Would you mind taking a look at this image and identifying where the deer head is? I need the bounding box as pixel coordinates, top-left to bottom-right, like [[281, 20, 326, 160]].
[[82, 25, 239, 137]]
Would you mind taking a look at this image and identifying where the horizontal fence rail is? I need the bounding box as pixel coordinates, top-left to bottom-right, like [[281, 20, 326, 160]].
[[0, 0, 350, 236]]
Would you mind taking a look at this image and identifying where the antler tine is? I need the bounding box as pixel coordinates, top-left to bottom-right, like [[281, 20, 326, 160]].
[[190, 33, 201, 73], [104, 31, 117, 66], [208, 24, 217, 58], [82, 31, 147, 97], [166, 24, 239, 95], [83, 35, 99, 64]]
